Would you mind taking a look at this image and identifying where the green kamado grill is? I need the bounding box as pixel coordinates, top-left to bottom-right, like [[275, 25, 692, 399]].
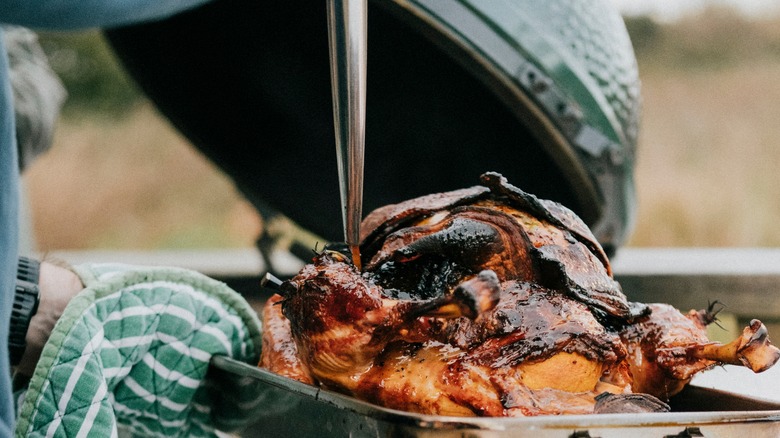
[[105, 0, 640, 258]]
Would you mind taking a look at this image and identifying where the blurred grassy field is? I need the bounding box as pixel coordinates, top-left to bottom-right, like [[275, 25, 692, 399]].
[[24, 106, 262, 250], [626, 8, 780, 246], [22, 7, 780, 251]]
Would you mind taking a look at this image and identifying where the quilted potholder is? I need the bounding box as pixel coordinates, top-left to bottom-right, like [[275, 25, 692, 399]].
[[14, 263, 262, 438]]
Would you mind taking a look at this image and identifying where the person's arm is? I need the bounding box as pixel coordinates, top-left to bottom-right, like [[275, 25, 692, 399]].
[[13, 261, 83, 378], [0, 0, 212, 30]]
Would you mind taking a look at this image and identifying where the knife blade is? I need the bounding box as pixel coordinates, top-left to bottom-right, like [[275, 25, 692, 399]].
[[326, 0, 367, 269]]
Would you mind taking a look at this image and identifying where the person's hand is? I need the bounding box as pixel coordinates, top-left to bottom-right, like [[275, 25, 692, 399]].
[[14, 261, 83, 377]]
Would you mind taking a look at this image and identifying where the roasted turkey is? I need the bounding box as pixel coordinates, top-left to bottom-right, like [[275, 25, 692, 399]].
[[260, 172, 779, 416]]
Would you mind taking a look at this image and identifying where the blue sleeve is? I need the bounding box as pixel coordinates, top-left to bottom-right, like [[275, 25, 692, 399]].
[[0, 0, 212, 30], [1, 1, 213, 431], [0, 30, 21, 437]]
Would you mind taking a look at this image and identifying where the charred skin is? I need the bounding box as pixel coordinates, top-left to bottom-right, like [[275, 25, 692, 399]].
[[620, 304, 780, 401], [278, 251, 499, 394], [260, 172, 780, 416], [362, 172, 646, 324], [275, 253, 630, 416], [259, 294, 313, 384], [278, 253, 399, 392]]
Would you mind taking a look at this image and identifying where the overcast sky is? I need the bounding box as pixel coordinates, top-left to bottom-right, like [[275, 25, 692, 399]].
[[610, 0, 780, 21]]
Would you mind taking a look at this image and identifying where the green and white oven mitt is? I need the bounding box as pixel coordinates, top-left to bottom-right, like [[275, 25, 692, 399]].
[[13, 263, 262, 438]]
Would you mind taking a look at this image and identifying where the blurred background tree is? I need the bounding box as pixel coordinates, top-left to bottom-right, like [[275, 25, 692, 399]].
[[38, 31, 142, 117], [623, 6, 780, 247]]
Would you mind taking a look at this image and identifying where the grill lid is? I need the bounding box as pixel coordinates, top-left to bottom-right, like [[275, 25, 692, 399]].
[[105, 0, 640, 254]]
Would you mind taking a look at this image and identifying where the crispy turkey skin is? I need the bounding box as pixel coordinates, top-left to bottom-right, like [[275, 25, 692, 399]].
[[260, 172, 780, 416]]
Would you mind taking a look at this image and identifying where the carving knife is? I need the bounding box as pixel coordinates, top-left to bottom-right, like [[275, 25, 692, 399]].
[[326, 0, 367, 269]]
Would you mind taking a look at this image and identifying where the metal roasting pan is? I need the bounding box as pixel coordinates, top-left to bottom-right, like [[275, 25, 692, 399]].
[[200, 248, 780, 437], [208, 355, 780, 438], [49, 250, 780, 436]]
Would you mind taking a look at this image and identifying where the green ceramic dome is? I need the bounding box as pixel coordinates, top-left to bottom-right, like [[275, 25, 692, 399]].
[[106, 0, 640, 256]]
